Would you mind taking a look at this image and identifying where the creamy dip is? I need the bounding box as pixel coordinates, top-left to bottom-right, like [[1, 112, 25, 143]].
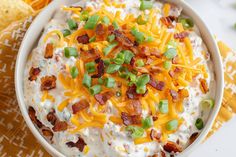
[[24, 0, 215, 157]]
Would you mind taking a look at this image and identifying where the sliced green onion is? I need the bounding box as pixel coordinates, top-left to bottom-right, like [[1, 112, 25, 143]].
[[107, 34, 115, 42], [62, 29, 71, 37], [89, 85, 102, 95], [128, 72, 137, 82], [98, 78, 104, 85], [84, 14, 100, 29], [136, 59, 145, 67], [82, 72, 91, 88], [112, 21, 119, 30], [145, 36, 154, 43], [167, 40, 177, 49], [164, 48, 177, 59], [104, 59, 111, 66], [64, 47, 78, 58], [122, 50, 135, 64], [195, 118, 204, 130], [140, 0, 153, 10], [102, 16, 110, 25], [113, 52, 125, 65], [142, 117, 153, 129], [70, 66, 79, 79], [137, 15, 148, 25], [136, 85, 146, 94], [67, 19, 78, 30], [163, 61, 172, 70], [126, 126, 144, 139], [131, 27, 145, 43], [104, 77, 116, 88], [103, 42, 118, 56], [166, 119, 178, 131], [178, 17, 194, 29], [201, 99, 214, 109], [89, 36, 96, 43], [106, 64, 121, 74], [159, 100, 169, 114], [85, 62, 96, 73], [80, 10, 89, 21], [136, 74, 150, 87]]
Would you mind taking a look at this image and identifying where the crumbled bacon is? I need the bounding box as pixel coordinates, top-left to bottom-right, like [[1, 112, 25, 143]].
[[47, 110, 57, 125], [112, 30, 134, 47], [150, 66, 163, 73], [152, 115, 158, 121], [170, 89, 179, 102], [125, 100, 142, 116], [77, 34, 89, 44], [95, 91, 114, 105], [66, 137, 87, 152], [199, 78, 209, 94], [160, 16, 177, 28], [41, 126, 54, 140], [126, 85, 147, 99], [148, 76, 165, 91], [148, 154, 158, 157], [189, 132, 199, 145], [172, 56, 179, 64], [121, 112, 141, 126], [161, 151, 166, 157], [130, 57, 135, 67], [52, 121, 68, 132], [163, 141, 182, 153], [44, 43, 54, 59], [174, 67, 183, 73], [28, 106, 43, 128], [72, 99, 89, 114], [91, 58, 105, 78], [150, 129, 161, 141], [28, 67, 41, 81], [95, 23, 105, 36], [174, 32, 189, 42], [107, 25, 115, 34], [138, 47, 161, 58], [40, 75, 57, 91]]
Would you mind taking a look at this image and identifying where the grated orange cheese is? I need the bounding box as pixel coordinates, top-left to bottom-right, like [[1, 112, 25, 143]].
[[43, 30, 64, 47]]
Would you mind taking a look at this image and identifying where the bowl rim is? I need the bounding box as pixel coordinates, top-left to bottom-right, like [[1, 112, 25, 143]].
[[15, 0, 224, 157]]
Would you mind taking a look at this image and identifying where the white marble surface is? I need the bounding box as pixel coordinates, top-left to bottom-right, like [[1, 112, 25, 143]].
[[185, 0, 236, 156]]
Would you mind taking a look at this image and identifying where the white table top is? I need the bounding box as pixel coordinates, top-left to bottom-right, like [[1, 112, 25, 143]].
[[186, 0, 236, 156]]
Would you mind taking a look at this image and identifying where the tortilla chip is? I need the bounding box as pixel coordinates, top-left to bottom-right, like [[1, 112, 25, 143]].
[[0, 0, 34, 32]]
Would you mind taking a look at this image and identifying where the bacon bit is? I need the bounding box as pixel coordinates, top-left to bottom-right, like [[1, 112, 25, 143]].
[[125, 100, 142, 116], [150, 48, 162, 58], [160, 16, 177, 28], [28, 67, 41, 81], [148, 154, 158, 157], [47, 110, 57, 126], [52, 121, 68, 132], [40, 75, 57, 91], [91, 58, 105, 78], [161, 151, 166, 157], [172, 56, 180, 64], [130, 57, 135, 66], [168, 70, 175, 78], [72, 99, 89, 114], [112, 30, 134, 47], [28, 106, 43, 128], [152, 115, 158, 121], [95, 91, 114, 105], [178, 88, 189, 98], [138, 46, 150, 57], [150, 129, 161, 141], [66, 137, 87, 152], [199, 78, 209, 94], [121, 112, 141, 126], [95, 23, 105, 36], [174, 31, 189, 42], [163, 141, 182, 153], [149, 76, 165, 91], [170, 89, 179, 102], [126, 85, 147, 99], [77, 34, 89, 44], [44, 43, 54, 59], [150, 66, 163, 73], [107, 25, 115, 34], [174, 67, 183, 73], [41, 126, 54, 140], [189, 132, 199, 144]]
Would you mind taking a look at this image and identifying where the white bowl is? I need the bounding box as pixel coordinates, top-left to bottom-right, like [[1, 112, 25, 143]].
[[15, 0, 224, 156]]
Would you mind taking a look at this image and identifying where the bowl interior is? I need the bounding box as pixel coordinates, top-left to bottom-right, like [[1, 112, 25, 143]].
[[15, 0, 224, 157]]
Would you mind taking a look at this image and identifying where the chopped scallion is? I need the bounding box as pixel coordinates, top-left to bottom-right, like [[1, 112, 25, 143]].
[[84, 14, 100, 29], [163, 61, 172, 70], [195, 118, 204, 130], [82, 72, 92, 88], [70, 66, 79, 79], [89, 85, 102, 95], [166, 119, 178, 131], [159, 100, 168, 114], [67, 19, 78, 30], [131, 27, 145, 43], [103, 42, 118, 56], [136, 59, 145, 67], [140, 0, 153, 10], [106, 64, 121, 74], [85, 62, 96, 73], [142, 117, 153, 129], [113, 52, 125, 65], [104, 77, 116, 88], [164, 48, 177, 59], [112, 21, 119, 30], [178, 17, 194, 29], [137, 15, 148, 25], [102, 16, 110, 25], [126, 126, 144, 139], [64, 47, 78, 58], [122, 50, 135, 64], [89, 36, 96, 43], [62, 29, 71, 37], [107, 34, 115, 42], [200, 99, 214, 109]]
